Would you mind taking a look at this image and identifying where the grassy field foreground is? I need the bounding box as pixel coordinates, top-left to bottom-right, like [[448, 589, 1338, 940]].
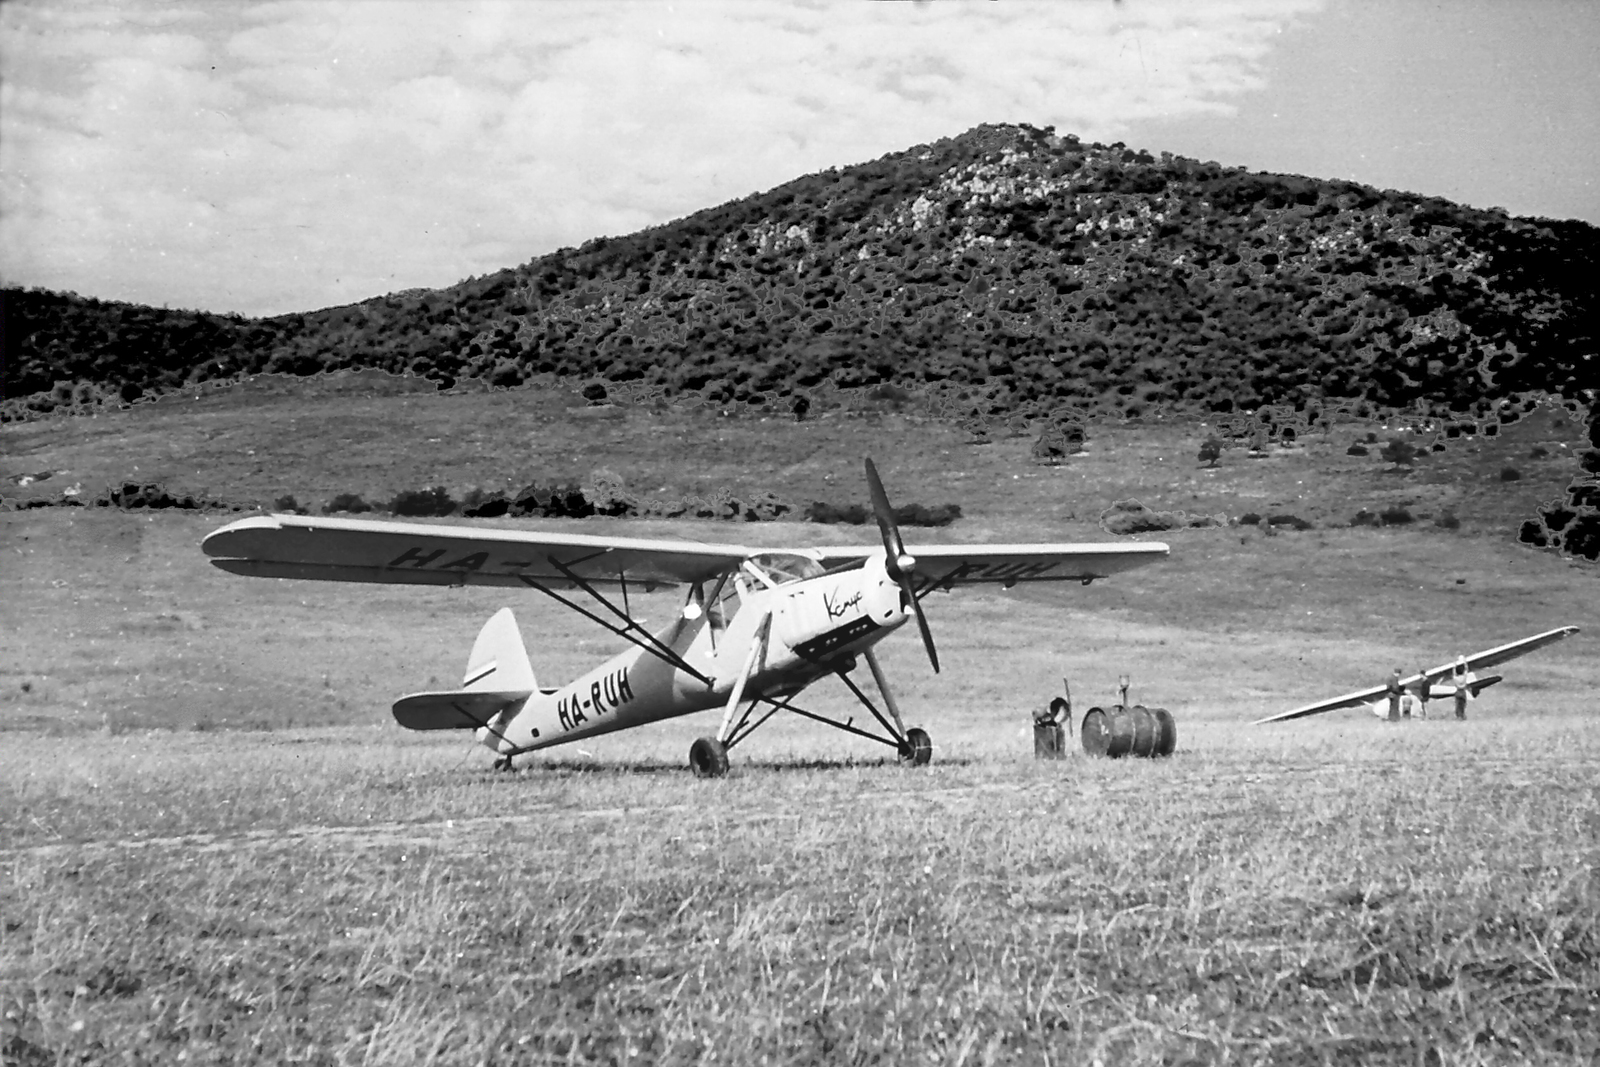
[[3, 390, 1598, 1063], [1, 507, 1597, 1064], [2, 718, 1598, 1065]]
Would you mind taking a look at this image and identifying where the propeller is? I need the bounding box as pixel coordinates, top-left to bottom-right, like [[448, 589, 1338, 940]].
[[864, 457, 940, 673]]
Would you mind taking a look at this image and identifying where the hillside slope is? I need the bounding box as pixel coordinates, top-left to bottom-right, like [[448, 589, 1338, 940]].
[[5, 123, 1597, 558], [6, 123, 1596, 418]]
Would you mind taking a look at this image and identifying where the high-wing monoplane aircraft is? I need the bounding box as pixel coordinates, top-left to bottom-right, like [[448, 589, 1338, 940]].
[[1254, 626, 1580, 724], [203, 460, 1168, 775]]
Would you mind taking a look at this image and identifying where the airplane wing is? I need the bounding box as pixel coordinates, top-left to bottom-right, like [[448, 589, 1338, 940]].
[[1255, 625, 1579, 724], [202, 514, 755, 587], [809, 542, 1170, 587]]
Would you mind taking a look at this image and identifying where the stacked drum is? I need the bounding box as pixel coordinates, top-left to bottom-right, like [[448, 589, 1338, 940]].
[[1079, 704, 1177, 758]]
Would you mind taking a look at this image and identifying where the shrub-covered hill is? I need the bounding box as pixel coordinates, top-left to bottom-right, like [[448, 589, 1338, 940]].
[[4, 122, 1597, 423]]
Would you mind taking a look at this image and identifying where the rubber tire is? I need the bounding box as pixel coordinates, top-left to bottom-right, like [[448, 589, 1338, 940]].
[[900, 727, 933, 767], [689, 736, 730, 778]]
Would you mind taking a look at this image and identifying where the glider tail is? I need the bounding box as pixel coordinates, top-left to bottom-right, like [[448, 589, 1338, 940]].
[[391, 607, 537, 730]]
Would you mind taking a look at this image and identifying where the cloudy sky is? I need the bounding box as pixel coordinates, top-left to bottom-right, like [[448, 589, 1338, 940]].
[[2, 0, 1596, 317]]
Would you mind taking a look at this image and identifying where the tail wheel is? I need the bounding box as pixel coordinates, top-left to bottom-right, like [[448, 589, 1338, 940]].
[[689, 736, 729, 778], [899, 727, 933, 767]]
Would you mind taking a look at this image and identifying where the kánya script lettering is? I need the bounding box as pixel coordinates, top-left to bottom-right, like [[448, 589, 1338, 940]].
[[823, 588, 864, 620]]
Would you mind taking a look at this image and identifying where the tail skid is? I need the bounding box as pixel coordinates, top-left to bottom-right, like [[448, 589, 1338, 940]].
[[392, 608, 536, 730]]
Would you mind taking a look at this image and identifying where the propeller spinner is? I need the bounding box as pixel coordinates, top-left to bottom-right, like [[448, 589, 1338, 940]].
[[864, 457, 940, 673]]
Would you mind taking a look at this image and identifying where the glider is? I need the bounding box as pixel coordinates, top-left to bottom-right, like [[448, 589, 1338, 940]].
[[203, 460, 1168, 775], [1254, 626, 1580, 724]]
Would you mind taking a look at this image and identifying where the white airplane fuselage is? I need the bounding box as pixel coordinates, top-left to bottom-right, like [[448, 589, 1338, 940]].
[[478, 556, 910, 755]]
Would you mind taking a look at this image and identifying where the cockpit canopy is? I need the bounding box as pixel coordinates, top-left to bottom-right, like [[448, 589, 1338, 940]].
[[743, 551, 827, 588]]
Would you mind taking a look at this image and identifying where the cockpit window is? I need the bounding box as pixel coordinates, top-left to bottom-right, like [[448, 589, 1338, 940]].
[[744, 551, 826, 587]]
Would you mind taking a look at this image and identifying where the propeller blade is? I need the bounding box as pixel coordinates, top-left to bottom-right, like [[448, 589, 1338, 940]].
[[864, 457, 905, 577], [908, 586, 940, 673], [864, 457, 939, 672]]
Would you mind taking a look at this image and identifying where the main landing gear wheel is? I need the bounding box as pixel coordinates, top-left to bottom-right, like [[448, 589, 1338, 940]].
[[689, 736, 730, 778], [899, 727, 933, 767]]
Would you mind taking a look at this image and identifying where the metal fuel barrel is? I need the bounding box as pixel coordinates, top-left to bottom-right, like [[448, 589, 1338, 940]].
[[1080, 706, 1109, 756]]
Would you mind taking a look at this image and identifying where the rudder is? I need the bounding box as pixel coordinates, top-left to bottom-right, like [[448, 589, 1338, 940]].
[[464, 607, 537, 693]]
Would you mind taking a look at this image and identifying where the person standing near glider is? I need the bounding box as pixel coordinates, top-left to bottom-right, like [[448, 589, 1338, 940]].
[[1452, 656, 1474, 720], [1416, 667, 1432, 720], [1385, 668, 1403, 722]]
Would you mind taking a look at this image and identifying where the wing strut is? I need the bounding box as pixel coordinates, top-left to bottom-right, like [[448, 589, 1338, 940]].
[[517, 559, 714, 685]]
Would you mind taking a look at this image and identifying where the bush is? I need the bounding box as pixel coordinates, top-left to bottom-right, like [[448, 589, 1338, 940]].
[[1197, 437, 1222, 467], [582, 470, 638, 518], [1351, 509, 1377, 527], [805, 501, 962, 527], [1346, 443, 1370, 456], [488, 360, 524, 388], [807, 501, 869, 525], [1101, 500, 1184, 535], [94, 484, 190, 509], [458, 488, 510, 518], [1266, 513, 1314, 530], [1238, 512, 1262, 525], [1434, 510, 1461, 530], [509, 482, 594, 518], [1499, 466, 1522, 482], [389, 486, 457, 517], [1380, 438, 1418, 466], [323, 492, 373, 514], [1379, 505, 1415, 526], [273, 494, 309, 515], [893, 502, 962, 527], [737, 490, 794, 522]]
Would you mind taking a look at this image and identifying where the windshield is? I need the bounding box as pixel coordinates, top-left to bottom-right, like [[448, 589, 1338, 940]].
[[744, 551, 826, 587]]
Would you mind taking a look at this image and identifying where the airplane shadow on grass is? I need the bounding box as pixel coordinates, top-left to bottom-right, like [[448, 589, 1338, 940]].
[[511, 755, 978, 776]]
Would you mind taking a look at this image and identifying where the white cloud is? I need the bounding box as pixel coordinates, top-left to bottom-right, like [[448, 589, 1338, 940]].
[[1, 0, 1323, 315]]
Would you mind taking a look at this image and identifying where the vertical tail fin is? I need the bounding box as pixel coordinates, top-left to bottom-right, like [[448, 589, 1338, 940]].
[[464, 607, 537, 693]]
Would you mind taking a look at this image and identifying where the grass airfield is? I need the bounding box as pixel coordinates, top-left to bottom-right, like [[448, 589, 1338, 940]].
[[3, 385, 1599, 1064]]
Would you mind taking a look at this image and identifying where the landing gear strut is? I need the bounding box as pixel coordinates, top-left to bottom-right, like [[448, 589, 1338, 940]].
[[493, 755, 514, 773], [687, 636, 933, 776]]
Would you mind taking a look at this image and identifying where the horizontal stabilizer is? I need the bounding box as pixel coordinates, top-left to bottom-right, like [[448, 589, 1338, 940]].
[[392, 608, 539, 731], [393, 690, 532, 731]]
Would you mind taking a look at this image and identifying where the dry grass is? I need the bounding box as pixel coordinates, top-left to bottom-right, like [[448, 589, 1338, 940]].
[[3, 719, 1598, 1065], [2, 387, 1597, 1063]]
